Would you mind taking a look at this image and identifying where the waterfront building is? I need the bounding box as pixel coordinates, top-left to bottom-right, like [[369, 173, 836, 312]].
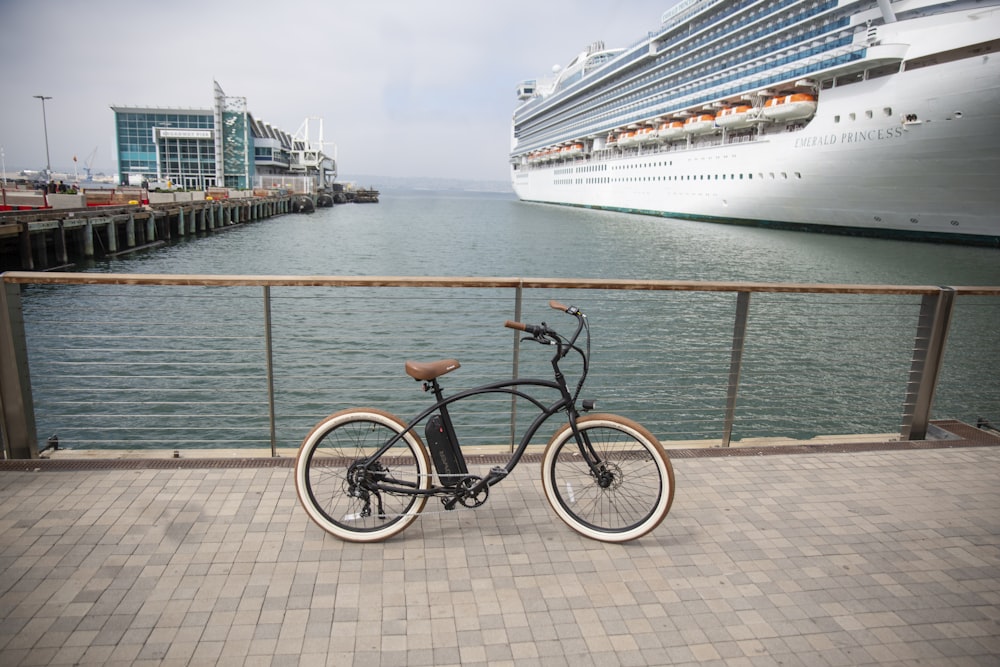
[[112, 81, 335, 191]]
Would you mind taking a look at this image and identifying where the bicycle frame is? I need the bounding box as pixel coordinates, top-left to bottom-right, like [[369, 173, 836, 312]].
[[354, 308, 606, 504]]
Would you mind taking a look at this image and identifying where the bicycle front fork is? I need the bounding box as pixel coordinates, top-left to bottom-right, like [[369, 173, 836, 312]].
[[568, 418, 613, 486]]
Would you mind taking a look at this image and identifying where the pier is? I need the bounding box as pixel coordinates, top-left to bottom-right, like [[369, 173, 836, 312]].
[[0, 273, 997, 664], [0, 193, 295, 271]]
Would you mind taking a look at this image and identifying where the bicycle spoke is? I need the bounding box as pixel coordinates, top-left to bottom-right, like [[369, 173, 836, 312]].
[[542, 415, 674, 542], [295, 409, 430, 542]]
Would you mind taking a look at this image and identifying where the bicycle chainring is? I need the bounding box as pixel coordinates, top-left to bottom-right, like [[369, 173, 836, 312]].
[[456, 476, 488, 508]]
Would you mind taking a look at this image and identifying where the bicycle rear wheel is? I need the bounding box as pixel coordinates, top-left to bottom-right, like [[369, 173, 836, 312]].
[[542, 414, 675, 542], [295, 408, 431, 542]]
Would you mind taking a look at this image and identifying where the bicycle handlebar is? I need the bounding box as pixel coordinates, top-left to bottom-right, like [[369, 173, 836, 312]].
[[505, 300, 591, 402], [504, 320, 545, 336], [504, 300, 581, 339]]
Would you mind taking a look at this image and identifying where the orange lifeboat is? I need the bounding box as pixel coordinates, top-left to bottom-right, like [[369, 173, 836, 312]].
[[716, 105, 754, 129], [562, 142, 585, 158], [605, 133, 619, 148], [761, 93, 817, 121], [635, 126, 657, 145], [617, 130, 640, 147], [683, 114, 717, 135], [656, 121, 685, 142]]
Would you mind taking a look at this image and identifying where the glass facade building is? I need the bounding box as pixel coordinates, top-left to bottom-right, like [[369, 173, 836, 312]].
[[112, 81, 333, 190], [112, 106, 217, 189]]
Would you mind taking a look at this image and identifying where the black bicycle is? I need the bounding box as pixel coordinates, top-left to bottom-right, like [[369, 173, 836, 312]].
[[294, 300, 675, 542]]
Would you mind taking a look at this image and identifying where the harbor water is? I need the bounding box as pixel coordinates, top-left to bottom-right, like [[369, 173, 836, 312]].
[[80, 190, 1000, 283], [17, 190, 1000, 450]]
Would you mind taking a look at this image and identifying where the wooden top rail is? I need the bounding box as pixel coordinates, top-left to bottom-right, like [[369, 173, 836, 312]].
[[3, 271, 998, 296]]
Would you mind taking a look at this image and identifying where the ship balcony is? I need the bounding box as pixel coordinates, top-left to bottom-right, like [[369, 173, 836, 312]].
[[817, 42, 908, 81]]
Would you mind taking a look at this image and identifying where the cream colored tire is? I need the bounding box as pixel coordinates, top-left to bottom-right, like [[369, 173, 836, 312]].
[[295, 408, 431, 542], [541, 414, 674, 542]]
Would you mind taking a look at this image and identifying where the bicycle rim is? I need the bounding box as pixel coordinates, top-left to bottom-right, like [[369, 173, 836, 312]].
[[296, 409, 430, 541], [542, 415, 674, 542]]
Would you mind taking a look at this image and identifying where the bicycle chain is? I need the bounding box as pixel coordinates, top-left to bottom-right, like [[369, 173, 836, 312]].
[[374, 466, 508, 517]]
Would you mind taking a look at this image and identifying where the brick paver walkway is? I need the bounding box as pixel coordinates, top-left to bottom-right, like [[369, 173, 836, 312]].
[[1, 446, 998, 666]]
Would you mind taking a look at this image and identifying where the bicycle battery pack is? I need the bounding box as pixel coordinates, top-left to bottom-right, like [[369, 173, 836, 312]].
[[425, 415, 468, 486]]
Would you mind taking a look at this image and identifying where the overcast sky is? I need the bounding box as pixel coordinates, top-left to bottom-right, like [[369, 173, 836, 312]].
[[0, 0, 681, 183]]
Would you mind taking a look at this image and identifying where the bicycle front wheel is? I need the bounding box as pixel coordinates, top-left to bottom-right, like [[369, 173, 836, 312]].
[[542, 414, 675, 542], [295, 408, 431, 542]]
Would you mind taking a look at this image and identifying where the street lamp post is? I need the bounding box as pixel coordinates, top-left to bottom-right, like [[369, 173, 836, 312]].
[[33, 95, 53, 179]]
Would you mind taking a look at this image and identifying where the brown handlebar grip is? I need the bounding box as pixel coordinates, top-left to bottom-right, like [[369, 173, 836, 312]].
[[505, 320, 527, 331], [549, 300, 569, 312]]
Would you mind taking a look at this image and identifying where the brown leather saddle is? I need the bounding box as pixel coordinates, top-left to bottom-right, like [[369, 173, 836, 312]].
[[404, 359, 461, 381]]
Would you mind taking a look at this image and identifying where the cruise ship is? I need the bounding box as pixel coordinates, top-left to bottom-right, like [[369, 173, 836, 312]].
[[510, 0, 1000, 245]]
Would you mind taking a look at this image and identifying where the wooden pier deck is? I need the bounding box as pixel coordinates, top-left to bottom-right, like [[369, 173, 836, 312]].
[[0, 194, 295, 271]]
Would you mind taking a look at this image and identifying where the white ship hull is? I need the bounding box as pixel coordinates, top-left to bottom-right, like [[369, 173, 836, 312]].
[[511, 4, 1000, 245]]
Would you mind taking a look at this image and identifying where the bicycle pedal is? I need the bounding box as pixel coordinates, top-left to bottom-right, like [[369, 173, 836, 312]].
[[488, 466, 508, 480]]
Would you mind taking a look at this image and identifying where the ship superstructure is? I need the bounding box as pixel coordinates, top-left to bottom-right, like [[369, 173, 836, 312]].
[[510, 0, 1000, 244]]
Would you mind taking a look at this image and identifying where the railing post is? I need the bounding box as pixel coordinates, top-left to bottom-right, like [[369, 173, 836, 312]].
[[901, 287, 956, 440], [263, 286, 278, 456], [0, 282, 39, 459], [722, 291, 751, 447], [509, 283, 523, 452]]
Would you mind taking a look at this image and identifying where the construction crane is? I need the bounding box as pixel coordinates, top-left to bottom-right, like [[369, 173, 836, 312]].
[[84, 147, 98, 180], [75, 147, 98, 181]]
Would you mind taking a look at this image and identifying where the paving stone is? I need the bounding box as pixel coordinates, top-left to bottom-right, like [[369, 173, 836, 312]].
[[0, 447, 997, 665]]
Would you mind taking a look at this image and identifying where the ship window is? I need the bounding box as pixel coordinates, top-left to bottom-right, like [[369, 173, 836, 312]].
[[865, 110, 873, 119], [794, 172, 802, 179], [883, 107, 892, 116], [849, 112, 856, 121], [834, 115, 841, 123]]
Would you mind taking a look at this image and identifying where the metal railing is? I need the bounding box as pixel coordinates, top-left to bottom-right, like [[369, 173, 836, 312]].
[[2, 272, 998, 459]]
